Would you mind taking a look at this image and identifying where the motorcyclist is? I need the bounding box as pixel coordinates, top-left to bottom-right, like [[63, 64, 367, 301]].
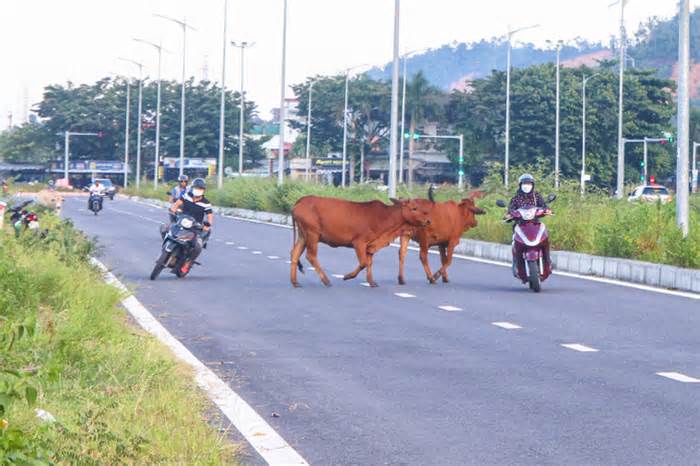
[[87, 180, 105, 209], [507, 173, 552, 278], [168, 178, 213, 274]]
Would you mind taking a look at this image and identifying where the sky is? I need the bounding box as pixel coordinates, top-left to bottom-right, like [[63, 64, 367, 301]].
[[0, 0, 694, 124]]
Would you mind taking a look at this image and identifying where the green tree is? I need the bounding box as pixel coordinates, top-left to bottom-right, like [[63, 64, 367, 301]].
[[405, 71, 442, 187]]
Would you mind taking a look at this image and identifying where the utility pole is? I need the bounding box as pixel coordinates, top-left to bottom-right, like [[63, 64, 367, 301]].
[[388, 0, 400, 198], [581, 73, 599, 195], [305, 80, 314, 181], [133, 38, 166, 189], [554, 41, 562, 189], [232, 41, 254, 176], [692, 142, 699, 193], [342, 69, 350, 187], [119, 57, 144, 189], [217, 0, 228, 189], [676, 0, 690, 236], [123, 80, 130, 188], [277, 0, 288, 186], [505, 24, 539, 189], [155, 14, 196, 177], [613, 0, 628, 199]]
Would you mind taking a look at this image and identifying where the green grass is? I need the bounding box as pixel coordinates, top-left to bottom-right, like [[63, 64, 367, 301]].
[[124, 175, 700, 269], [0, 214, 237, 464]]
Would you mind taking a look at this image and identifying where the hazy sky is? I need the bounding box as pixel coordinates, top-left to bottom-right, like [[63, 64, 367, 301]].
[[0, 0, 693, 123]]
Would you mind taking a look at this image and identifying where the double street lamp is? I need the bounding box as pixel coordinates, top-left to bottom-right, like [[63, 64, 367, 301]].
[[118, 57, 144, 189], [231, 41, 255, 177]]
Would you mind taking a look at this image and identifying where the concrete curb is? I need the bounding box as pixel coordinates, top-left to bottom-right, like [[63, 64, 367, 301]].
[[125, 195, 700, 295]]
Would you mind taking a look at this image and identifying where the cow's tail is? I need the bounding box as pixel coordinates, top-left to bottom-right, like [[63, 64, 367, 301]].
[[292, 215, 304, 274]]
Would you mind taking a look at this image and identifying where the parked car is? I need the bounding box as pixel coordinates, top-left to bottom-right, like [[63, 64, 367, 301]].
[[94, 178, 116, 200], [627, 184, 672, 203]]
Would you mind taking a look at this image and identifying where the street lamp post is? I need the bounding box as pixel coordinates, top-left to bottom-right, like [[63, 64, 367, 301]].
[[676, 0, 690, 236], [123, 79, 130, 187], [231, 41, 254, 176], [133, 38, 165, 189], [305, 80, 314, 181], [119, 58, 144, 189], [692, 142, 699, 193], [399, 54, 408, 184], [611, 0, 629, 199], [277, 0, 288, 186], [217, 0, 228, 189], [554, 41, 562, 189], [342, 69, 350, 187], [388, 0, 400, 198], [155, 14, 195, 178], [63, 131, 101, 184], [580, 73, 600, 195], [505, 24, 539, 189]]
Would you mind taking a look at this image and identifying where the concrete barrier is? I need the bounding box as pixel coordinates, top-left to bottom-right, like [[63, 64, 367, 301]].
[[125, 195, 699, 295]]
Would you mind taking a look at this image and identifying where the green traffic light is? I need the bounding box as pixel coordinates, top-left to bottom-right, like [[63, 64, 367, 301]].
[[413, 133, 420, 140]]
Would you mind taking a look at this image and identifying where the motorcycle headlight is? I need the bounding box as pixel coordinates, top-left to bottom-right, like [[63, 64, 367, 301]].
[[520, 208, 536, 220], [179, 217, 194, 229]]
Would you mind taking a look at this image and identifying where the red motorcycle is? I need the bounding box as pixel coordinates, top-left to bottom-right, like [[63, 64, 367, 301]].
[[496, 194, 556, 292]]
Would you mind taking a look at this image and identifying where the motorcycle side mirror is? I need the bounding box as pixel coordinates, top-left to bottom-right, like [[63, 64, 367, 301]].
[[547, 194, 557, 203], [495, 199, 506, 208]]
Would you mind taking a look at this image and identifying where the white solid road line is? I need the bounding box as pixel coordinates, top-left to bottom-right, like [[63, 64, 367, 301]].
[[89, 258, 308, 465], [492, 322, 522, 330], [394, 292, 416, 298], [561, 343, 599, 353], [656, 372, 700, 383], [438, 305, 463, 312]]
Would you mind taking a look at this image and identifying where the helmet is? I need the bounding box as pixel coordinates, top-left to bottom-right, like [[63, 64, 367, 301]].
[[518, 173, 535, 185], [191, 178, 206, 190], [178, 174, 189, 182]]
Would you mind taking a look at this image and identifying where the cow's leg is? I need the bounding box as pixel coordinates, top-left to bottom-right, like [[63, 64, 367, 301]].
[[365, 252, 378, 287], [305, 236, 331, 286], [398, 235, 409, 285], [418, 241, 436, 284], [433, 241, 457, 283], [438, 244, 449, 283], [343, 242, 368, 282], [290, 236, 306, 288]]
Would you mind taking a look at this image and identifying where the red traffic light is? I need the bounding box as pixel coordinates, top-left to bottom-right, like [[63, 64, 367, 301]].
[[97, 131, 104, 138], [650, 175, 656, 184], [660, 140, 667, 145]]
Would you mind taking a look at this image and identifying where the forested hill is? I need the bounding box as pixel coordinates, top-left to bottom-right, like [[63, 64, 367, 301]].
[[368, 8, 700, 95]]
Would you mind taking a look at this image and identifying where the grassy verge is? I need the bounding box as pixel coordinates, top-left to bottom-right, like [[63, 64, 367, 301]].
[[0, 212, 237, 463], [124, 176, 700, 269]]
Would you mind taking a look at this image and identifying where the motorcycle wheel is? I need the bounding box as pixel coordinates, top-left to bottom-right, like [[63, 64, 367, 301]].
[[527, 260, 541, 293], [150, 251, 169, 280]]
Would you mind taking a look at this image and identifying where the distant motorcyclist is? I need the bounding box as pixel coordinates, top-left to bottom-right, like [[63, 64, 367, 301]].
[[170, 174, 189, 203], [168, 178, 213, 274]]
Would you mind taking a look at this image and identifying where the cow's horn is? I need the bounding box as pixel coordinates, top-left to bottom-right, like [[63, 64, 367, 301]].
[[428, 184, 436, 203]]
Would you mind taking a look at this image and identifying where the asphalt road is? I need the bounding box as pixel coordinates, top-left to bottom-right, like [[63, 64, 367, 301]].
[[62, 196, 700, 465]]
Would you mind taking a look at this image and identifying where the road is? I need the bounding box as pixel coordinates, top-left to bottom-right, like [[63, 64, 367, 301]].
[[62, 196, 700, 465]]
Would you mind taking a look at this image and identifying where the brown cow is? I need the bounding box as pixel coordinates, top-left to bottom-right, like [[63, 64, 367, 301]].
[[398, 187, 485, 285], [290, 195, 433, 288]]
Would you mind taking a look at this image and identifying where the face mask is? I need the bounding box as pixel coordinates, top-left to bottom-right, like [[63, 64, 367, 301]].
[[521, 183, 533, 194], [192, 188, 204, 197]]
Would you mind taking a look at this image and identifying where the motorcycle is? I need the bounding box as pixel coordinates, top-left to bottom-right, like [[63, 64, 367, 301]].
[[86, 191, 104, 215], [8, 200, 40, 235], [496, 194, 556, 293], [151, 214, 208, 280]]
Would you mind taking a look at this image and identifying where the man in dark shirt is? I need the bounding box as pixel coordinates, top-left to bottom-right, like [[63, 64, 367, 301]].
[[169, 178, 213, 273]]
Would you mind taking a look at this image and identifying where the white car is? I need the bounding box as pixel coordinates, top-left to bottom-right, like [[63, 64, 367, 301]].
[[627, 184, 672, 204]]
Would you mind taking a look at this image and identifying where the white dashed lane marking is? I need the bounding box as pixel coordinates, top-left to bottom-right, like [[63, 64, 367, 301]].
[[332, 274, 344, 279], [492, 322, 522, 330], [438, 305, 463, 312], [225, 241, 235, 245], [394, 293, 415, 298], [361, 282, 372, 287], [237, 246, 248, 250], [267, 255, 280, 260], [252, 251, 263, 255], [561, 343, 599, 353], [656, 372, 700, 383]]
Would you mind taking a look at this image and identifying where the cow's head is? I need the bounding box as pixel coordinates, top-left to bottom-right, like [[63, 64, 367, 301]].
[[459, 197, 486, 229], [391, 198, 433, 227]]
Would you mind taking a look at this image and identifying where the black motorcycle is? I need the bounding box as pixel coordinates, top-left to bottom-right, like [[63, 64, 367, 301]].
[[150, 214, 207, 280], [88, 193, 104, 215]]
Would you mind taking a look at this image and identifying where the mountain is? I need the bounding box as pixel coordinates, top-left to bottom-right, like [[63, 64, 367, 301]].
[[367, 8, 700, 99]]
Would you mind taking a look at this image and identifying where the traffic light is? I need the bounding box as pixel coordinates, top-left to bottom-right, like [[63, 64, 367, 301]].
[[662, 131, 673, 144], [97, 131, 104, 138], [413, 133, 421, 140], [650, 175, 655, 184], [640, 161, 645, 167], [403, 132, 410, 139], [640, 174, 645, 182]]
